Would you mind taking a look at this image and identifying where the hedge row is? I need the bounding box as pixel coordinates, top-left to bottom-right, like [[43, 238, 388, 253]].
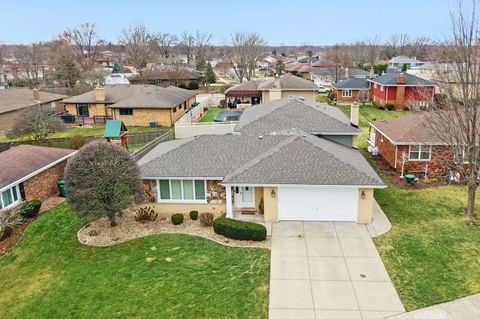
[[213, 218, 267, 241]]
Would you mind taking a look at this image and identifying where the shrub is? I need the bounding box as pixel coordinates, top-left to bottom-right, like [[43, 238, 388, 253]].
[[188, 81, 199, 90], [69, 135, 87, 149], [19, 199, 42, 218], [134, 206, 158, 223], [178, 83, 188, 89], [0, 208, 24, 241], [213, 218, 267, 241], [189, 210, 199, 220], [385, 104, 395, 111], [171, 213, 184, 225], [403, 106, 410, 111], [199, 212, 214, 227]]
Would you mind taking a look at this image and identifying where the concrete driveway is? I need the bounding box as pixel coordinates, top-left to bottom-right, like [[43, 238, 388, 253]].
[[269, 221, 405, 319]]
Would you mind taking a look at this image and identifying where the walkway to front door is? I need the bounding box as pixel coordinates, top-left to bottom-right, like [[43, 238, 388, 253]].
[[269, 221, 405, 319]]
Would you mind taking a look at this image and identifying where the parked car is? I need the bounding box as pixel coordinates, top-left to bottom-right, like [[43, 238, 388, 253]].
[[317, 85, 329, 93], [213, 111, 242, 122]]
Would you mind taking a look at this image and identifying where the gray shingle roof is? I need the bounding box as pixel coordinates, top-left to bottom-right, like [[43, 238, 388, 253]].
[[369, 72, 434, 86], [234, 97, 361, 135], [333, 78, 370, 90], [62, 85, 195, 109], [258, 74, 318, 90], [138, 133, 383, 187], [0, 89, 65, 114]]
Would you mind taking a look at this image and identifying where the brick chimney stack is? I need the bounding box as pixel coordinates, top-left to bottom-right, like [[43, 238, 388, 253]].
[[95, 86, 105, 101], [32, 88, 40, 102], [369, 66, 375, 79], [396, 73, 406, 84]]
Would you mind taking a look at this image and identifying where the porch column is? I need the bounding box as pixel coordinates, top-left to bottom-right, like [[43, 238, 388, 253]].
[[226, 186, 233, 218]]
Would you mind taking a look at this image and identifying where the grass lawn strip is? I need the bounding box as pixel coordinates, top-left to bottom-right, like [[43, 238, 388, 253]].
[[0, 203, 270, 319]]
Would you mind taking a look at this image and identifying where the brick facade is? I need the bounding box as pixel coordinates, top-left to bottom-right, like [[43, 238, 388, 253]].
[[23, 161, 67, 201], [335, 89, 364, 103]]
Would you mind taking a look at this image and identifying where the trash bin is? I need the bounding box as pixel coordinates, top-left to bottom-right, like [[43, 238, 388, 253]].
[[149, 121, 157, 128], [57, 180, 68, 197]]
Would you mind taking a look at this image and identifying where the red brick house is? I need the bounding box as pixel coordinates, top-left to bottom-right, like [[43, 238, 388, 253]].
[[0, 145, 76, 212], [368, 115, 453, 177], [369, 72, 435, 110]]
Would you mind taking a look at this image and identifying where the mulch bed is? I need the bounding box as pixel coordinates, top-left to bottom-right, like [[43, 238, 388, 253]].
[[368, 153, 449, 189], [0, 197, 66, 257]]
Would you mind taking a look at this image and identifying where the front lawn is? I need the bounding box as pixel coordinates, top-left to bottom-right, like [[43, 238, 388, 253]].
[[0, 204, 270, 318], [198, 107, 225, 123]]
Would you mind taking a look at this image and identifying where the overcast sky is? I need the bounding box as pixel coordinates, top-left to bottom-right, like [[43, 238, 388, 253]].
[[0, 0, 462, 45]]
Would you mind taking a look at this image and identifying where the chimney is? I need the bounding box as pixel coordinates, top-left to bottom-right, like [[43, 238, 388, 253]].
[[369, 66, 375, 79], [95, 86, 105, 101], [345, 67, 349, 79], [350, 102, 359, 128], [396, 73, 406, 84], [32, 88, 40, 102]]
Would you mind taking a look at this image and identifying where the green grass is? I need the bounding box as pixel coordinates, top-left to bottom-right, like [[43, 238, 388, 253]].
[[198, 107, 225, 123], [0, 204, 270, 318], [0, 127, 167, 142]]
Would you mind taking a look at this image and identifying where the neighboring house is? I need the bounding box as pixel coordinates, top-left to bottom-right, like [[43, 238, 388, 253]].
[[332, 78, 370, 103], [0, 67, 8, 89], [369, 115, 452, 177], [0, 145, 75, 213], [62, 85, 196, 127], [0, 88, 66, 131], [137, 97, 383, 224], [369, 72, 435, 110], [297, 56, 319, 63], [129, 69, 204, 88], [388, 56, 425, 69], [311, 67, 370, 87], [224, 74, 318, 107], [285, 64, 316, 79], [104, 74, 130, 85]]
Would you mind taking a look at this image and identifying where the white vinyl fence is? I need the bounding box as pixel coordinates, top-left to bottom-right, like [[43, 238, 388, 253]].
[[175, 96, 237, 138]]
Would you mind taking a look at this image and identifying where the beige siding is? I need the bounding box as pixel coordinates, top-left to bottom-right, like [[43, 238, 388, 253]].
[[263, 187, 278, 222], [357, 188, 374, 224], [281, 90, 316, 101]]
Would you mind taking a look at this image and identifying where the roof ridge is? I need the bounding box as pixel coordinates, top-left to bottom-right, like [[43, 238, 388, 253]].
[[223, 135, 298, 182]]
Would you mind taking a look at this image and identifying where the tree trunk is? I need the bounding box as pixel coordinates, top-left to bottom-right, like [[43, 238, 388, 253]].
[[108, 215, 117, 227], [466, 180, 477, 218]]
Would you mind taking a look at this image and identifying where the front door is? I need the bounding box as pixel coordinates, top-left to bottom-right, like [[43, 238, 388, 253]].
[[76, 104, 89, 117], [234, 186, 255, 208]]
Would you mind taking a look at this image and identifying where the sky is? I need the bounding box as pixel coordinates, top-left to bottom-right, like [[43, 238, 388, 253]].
[[0, 0, 462, 45]]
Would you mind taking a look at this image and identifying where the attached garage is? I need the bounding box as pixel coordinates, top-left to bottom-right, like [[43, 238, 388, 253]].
[[277, 187, 358, 221]]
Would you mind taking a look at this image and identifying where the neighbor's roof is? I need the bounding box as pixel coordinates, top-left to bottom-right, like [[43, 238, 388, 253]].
[[234, 97, 361, 135], [130, 69, 203, 81], [0, 145, 75, 190], [224, 80, 262, 95], [258, 74, 318, 90], [333, 78, 370, 90], [138, 133, 383, 186], [62, 85, 195, 109], [370, 114, 443, 145], [0, 89, 66, 114], [389, 55, 424, 64], [297, 56, 319, 63], [369, 72, 434, 86]]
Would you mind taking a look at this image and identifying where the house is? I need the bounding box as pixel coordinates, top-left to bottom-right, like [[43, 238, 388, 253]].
[[369, 72, 435, 110], [0, 88, 66, 131], [0, 145, 75, 213], [224, 74, 318, 107], [129, 69, 204, 88], [0, 67, 8, 89], [297, 56, 319, 64], [311, 67, 370, 87], [332, 78, 370, 103], [388, 56, 425, 69], [62, 85, 196, 127], [368, 114, 451, 177], [137, 97, 383, 224], [285, 64, 316, 79]]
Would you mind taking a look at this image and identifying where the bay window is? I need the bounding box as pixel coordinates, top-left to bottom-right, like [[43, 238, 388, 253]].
[[409, 145, 431, 161], [157, 179, 206, 202]]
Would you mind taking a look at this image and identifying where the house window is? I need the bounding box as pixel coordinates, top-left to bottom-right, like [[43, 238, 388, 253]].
[[157, 179, 206, 202], [119, 108, 133, 116], [374, 83, 377, 89], [0, 185, 20, 211], [173, 106, 177, 113], [342, 90, 352, 97], [380, 86, 384, 92], [409, 145, 431, 161], [76, 104, 89, 117], [416, 101, 429, 109]]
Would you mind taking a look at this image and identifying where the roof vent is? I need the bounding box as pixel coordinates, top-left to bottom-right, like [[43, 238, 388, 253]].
[[146, 91, 151, 94], [258, 135, 264, 139], [298, 96, 305, 101]]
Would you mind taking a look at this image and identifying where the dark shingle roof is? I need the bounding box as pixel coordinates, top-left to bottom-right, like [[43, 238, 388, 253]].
[[138, 133, 383, 186], [234, 97, 360, 135], [0, 145, 75, 190], [0, 89, 65, 114], [369, 72, 434, 86], [62, 85, 195, 109], [333, 78, 370, 90]]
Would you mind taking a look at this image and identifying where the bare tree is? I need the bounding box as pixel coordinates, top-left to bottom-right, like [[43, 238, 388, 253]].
[[167, 59, 188, 86], [51, 40, 82, 88], [65, 141, 143, 227], [178, 31, 196, 64], [156, 32, 177, 59], [365, 36, 381, 65], [426, 0, 480, 217], [120, 24, 157, 76], [6, 105, 64, 141], [13, 42, 49, 88], [62, 23, 105, 70], [386, 33, 410, 58], [319, 44, 352, 83], [226, 32, 266, 83], [194, 30, 212, 60]]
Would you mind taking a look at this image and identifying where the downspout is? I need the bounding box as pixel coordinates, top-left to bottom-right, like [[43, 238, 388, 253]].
[[394, 145, 398, 169]]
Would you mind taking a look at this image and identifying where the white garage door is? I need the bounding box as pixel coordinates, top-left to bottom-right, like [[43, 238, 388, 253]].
[[278, 187, 358, 221]]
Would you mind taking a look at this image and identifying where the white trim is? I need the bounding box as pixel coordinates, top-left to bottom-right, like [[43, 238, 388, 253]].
[[143, 176, 223, 181], [0, 152, 76, 193], [226, 186, 233, 218], [221, 183, 386, 189], [408, 144, 432, 161], [311, 131, 362, 136], [394, 145, 398, 169], [0, 184, 21, 212], [156, 179, 208, 203], [342, 89, 352, 97]]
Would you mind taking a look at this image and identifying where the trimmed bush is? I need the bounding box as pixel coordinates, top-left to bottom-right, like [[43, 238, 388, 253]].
[[19, 199, 42, 218], [134, 206, 157, 223], [171, 213, 184, 225], [213, 218, 267, 241], [199, 212, 214, 227], [189, 210, 199, 220], [385, 104, 395, 111], [188, 81, 199, 90]]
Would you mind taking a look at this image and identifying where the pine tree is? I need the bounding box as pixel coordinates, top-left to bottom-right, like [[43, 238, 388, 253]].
[[195, 55, 206, 72], [401, 63, 408, 72], [205, 62, 216, 92], [112, 61, 123, 73]]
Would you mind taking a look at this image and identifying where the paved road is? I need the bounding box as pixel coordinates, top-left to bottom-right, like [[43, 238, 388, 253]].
[[269, 221, 405, 319]]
